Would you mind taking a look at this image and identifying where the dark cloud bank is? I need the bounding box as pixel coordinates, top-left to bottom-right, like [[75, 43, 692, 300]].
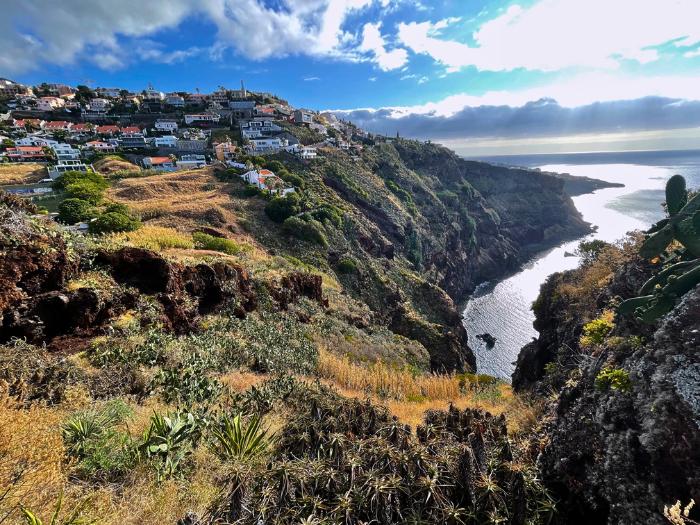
[[336, 97, 700, 140]]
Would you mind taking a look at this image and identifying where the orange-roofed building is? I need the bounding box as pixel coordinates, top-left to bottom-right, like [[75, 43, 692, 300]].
[[142, 156, 176, 171], [5, 146, 51, 162]]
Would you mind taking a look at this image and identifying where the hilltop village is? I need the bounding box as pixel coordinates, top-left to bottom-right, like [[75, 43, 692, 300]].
[[0, 78, 376, 217]]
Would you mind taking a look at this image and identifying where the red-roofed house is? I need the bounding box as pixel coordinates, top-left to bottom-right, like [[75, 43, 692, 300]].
[[5, 146, 51, 162], [84, 140, 116, 152], [241, 168, 295, 196], [96, 125, 120, 136], [142, 156, 176, 171], [70, 123, 93, 134], [43, 120, 73, 132], [121, 126, 141, 134]]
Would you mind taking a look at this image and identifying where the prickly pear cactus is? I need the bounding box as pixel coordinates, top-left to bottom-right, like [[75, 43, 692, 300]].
[[618, 175, 700, 323]]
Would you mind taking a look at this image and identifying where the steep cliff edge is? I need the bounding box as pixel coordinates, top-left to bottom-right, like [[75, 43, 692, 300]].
[[144, 139, 590, 372], [512, 240, 699, 524]]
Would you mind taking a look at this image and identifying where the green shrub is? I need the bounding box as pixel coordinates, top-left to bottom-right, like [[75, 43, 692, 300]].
[[265, 194, 300, 223], [595, 367, 631, 392], [193, 232, 244, 255], [580, 310, 615, 348], [153, 353, 222, 406], [62, 400, 136, 481], [243, 184, 261, 197], [65, 180, 104, 205], [576, 239, 611, 265], [89, 211, 141, 234], [337, 257, 357, 274], [279, 171, 304, 189], [311, 204, 343, 227], [57, 198, 94, 224], [53, 170, 108, 191], [282, 216, 328, 247], [437, 190, 459, 207]]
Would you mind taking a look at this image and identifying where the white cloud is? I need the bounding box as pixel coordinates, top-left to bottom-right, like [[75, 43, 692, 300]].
[[398, 0, 700, 73], [333, 72, 700, 118], [304, 76, 321, 81], [359, 22, 409, 71], [0, 0, 388, 75]]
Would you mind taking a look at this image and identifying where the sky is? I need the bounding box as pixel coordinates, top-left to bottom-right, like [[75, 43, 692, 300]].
[[3, 0, 700, 155]]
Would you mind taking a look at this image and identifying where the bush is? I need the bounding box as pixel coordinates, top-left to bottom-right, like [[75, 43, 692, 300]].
[[576, 239, 611, 266], [580, 310, 615, 348], [57, 198, 95, 224], [279, 171, 304, 189], [89, 211, 141, 234], [311, 204, 343, 227], [595, 367, 631, 392], [62, 400, 136, 481], [65, 180, 104, 204], [282, 216, 328, 247], [242, 184, 261, 197], [337, 257, 357, 274], [265, 194, 300, 223], [193, 232, 245, 255], [53, 170, 107, 191], [437, 190, 459, 207]]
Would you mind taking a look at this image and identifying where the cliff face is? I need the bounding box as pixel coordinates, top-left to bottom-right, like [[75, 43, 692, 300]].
[[512, 247, 700, 524], [285, 140, 590, 370]]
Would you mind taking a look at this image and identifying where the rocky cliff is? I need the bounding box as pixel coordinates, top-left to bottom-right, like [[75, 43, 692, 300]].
[[512, 241, 700, 524]]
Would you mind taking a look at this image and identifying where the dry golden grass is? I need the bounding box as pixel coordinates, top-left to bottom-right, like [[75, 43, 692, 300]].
[[93, 156, 140, 175], [318, 349, 461, 401], [316, 349, 540, 434], [219, 370, 268, 392], [107, 169, 236, 228], [108, 225, 195, 251], [0, 163, 47, 185], [0, 395, 71, 522]]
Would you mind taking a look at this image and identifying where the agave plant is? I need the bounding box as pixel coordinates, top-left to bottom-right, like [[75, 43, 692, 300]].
[[210, 413, 275, 460], [140, 411, 200, 480], [618, 174, 700, 323]]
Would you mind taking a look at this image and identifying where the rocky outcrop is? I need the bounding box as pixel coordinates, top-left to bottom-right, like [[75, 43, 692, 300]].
[[537, 287, 700, 524], [513, 250, 700, 524]]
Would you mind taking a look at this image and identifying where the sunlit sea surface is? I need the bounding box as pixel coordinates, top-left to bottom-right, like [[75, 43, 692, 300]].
[[461, 149, 700, 379]]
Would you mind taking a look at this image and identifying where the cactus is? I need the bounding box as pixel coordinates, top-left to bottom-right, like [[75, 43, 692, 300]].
[[618, 175, 700, 324]]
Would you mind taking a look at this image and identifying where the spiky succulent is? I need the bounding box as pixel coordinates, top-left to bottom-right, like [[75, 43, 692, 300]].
[[618, 175, 700, 323]]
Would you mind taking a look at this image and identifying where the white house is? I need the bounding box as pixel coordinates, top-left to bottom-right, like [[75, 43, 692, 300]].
[[48, 160, 90, 179], [142, 156, 176, 171], [154, 135, 178, 148], [155, 120, 178, 132], [184, 114, 220, 125], [37, 97, 65, 111], [95, 87, 122, 98], [89, 98, 111, 111], [240, 119, 281, 139], [298, 146, 317, 159], [84, 140, 116, 152], [247, 137, 288, 153], [176, 154, 207, 170], [51, 143, 80, 161], [241, 169, 295, 196]]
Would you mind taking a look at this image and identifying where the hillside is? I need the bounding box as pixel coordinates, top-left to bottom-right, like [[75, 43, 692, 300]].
[[106, 139, 590, 371]]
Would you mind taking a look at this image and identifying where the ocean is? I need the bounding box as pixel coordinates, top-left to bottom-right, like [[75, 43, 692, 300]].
[[461, 149, 700, 379]]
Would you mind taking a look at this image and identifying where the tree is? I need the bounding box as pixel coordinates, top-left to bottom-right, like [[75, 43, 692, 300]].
[[53, 170, 107, 191], [89, 212, 140, 234], [265, 194, 301, 223], [65, 181, 104, 204], [57, 198, 94, 224]]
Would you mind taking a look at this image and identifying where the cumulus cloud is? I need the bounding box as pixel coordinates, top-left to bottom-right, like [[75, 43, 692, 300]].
[[359, 22, 408, 71], [0, 0, 386, 75], [398, 0, 700, 73]]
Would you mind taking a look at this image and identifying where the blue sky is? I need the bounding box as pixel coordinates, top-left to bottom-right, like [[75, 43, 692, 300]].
[[3, 0, 700, 154]]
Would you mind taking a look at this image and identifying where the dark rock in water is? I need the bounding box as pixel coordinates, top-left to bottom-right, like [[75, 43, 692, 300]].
[[476, 332, 497, 348], [564, 251, 575, 257]]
